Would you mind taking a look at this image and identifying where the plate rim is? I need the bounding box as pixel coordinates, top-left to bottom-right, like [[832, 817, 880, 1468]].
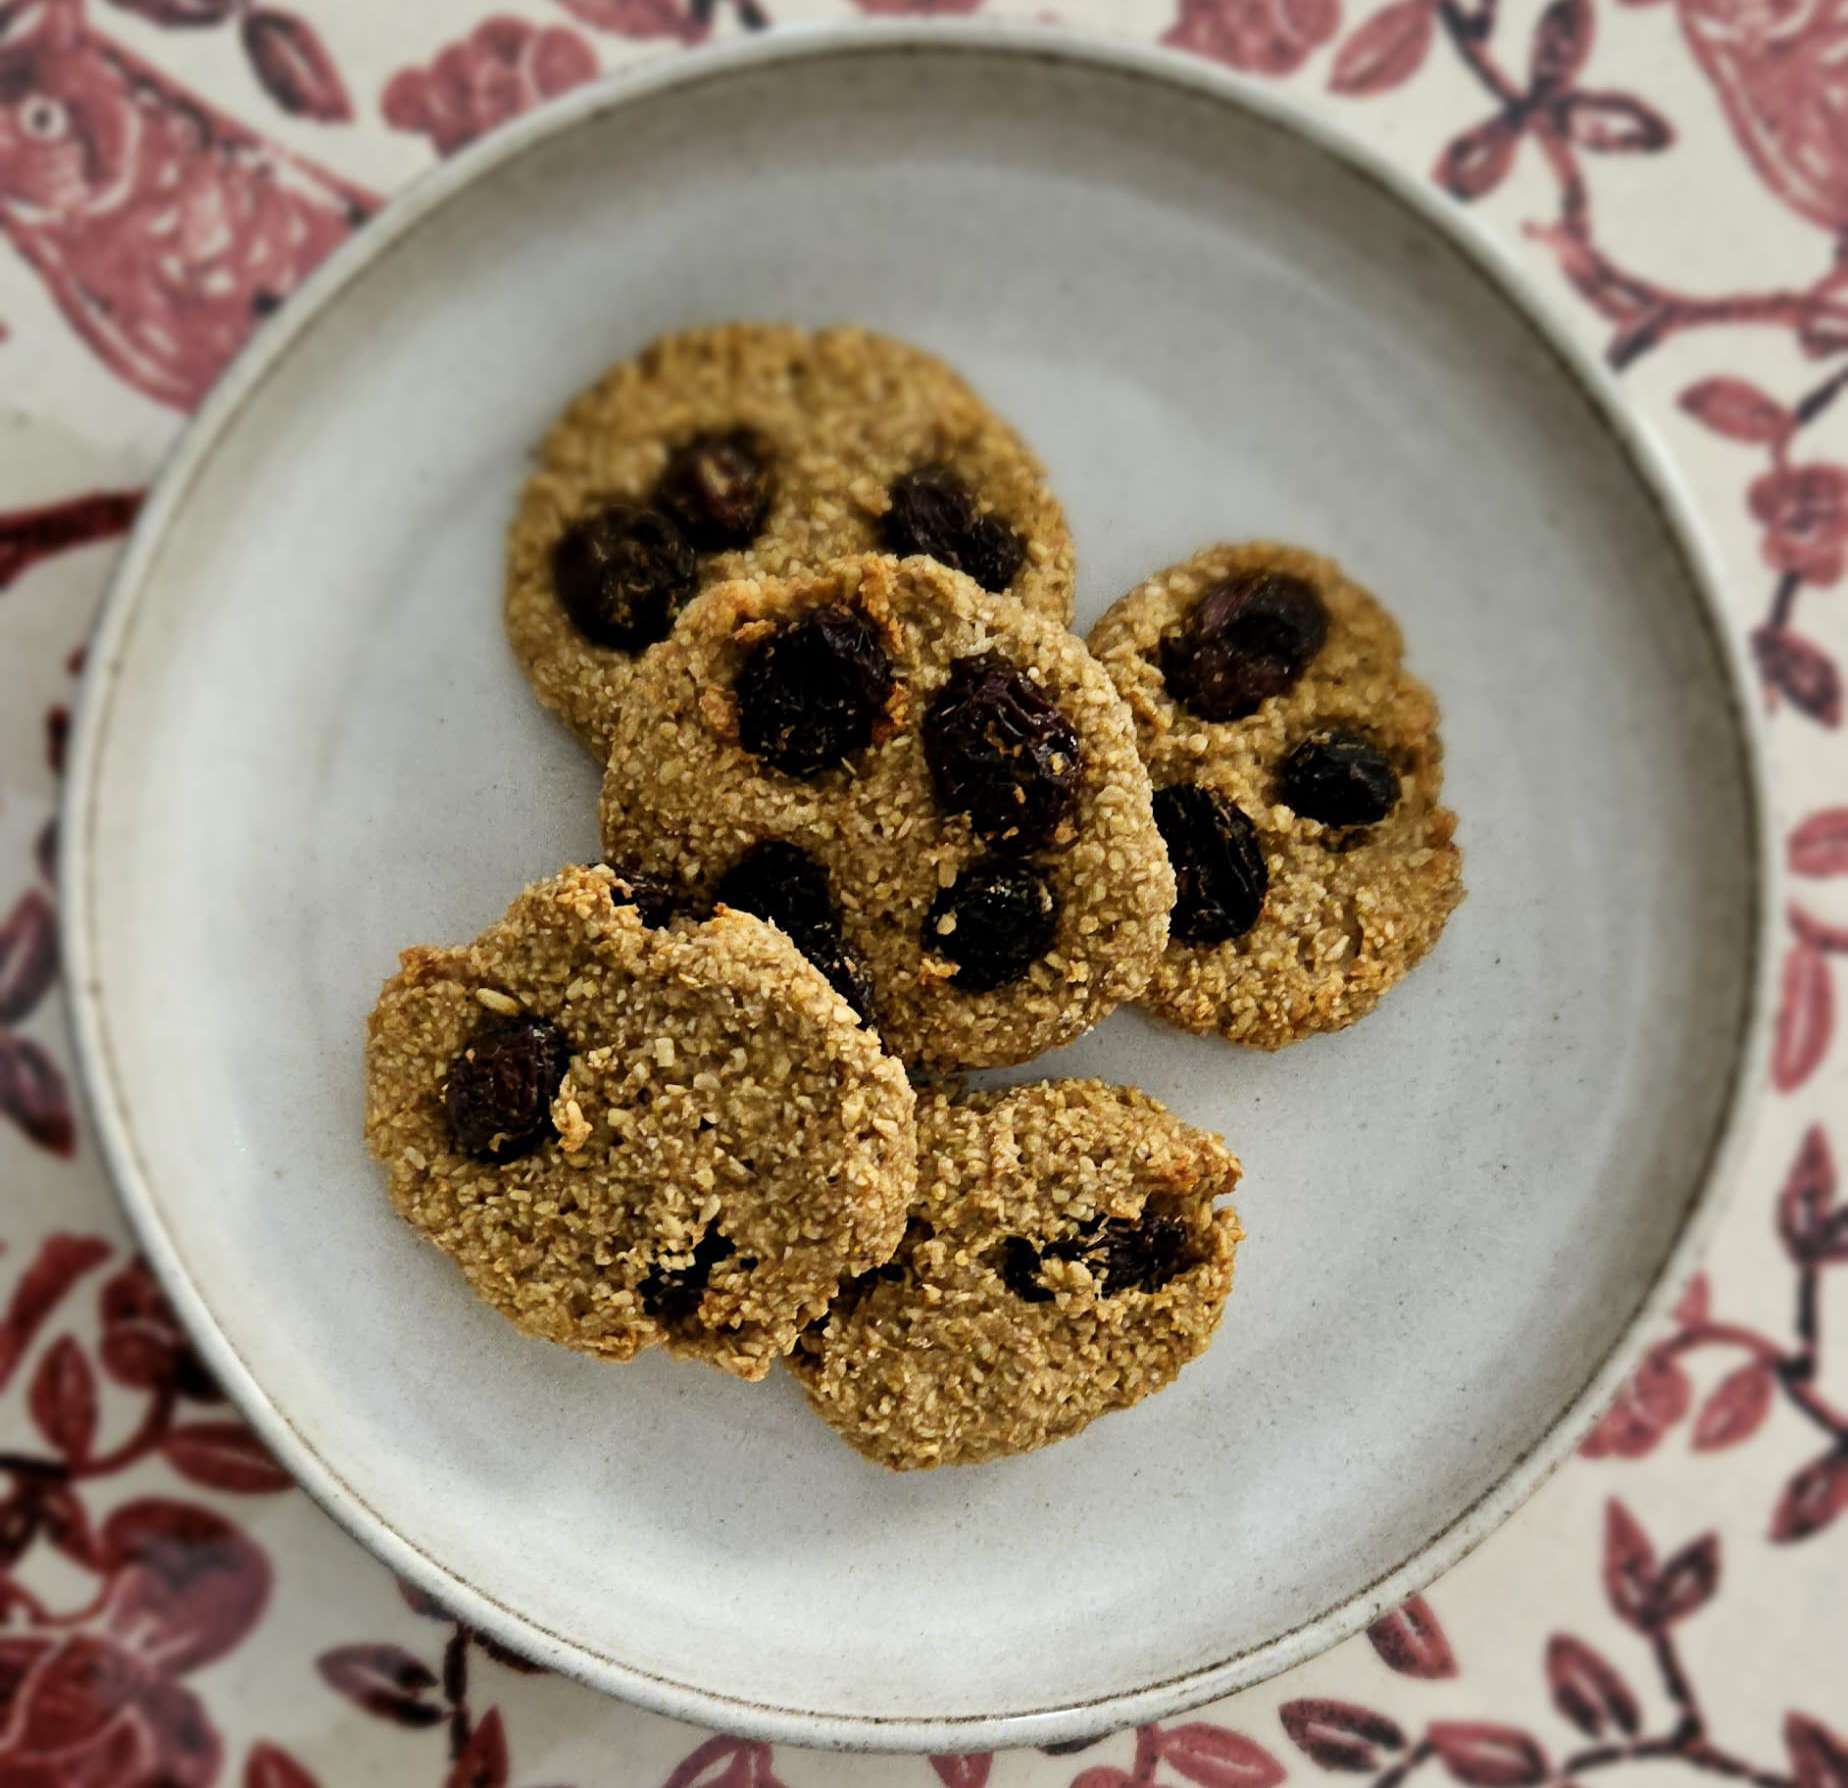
[[59, 21, 1778, 1754]]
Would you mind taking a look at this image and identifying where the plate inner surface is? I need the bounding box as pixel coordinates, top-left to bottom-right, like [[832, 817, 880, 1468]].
[[80, 44, 1755, 1731]]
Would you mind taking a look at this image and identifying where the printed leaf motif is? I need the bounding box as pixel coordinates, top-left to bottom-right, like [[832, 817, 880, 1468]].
[[1772, 939, 1833, 1091], [1367, 1595, 1457, 1677], [447, 1708, 509, 1788], [1435, 116, 1520, 199], [39, 1482, 101, 1568], [163, 1423, 295, 1493], [28, 1335, 96, 1461], [0, 1235, 109, 1389], [1674, 1272, 1710, 1327], [1545, 1635, 1639, 1738], [1070, 1773, 1135, 1788], [1648, 1535, 1719, 1624], [556, 0, 706, 37], [1756, 626, 1843, 726], [1161, 1725, 1288, 1788], [1791, 810, 1848, 875], [1692, 1362, 1775, 1450], [1556, 92, 1673, 151], [1602, 1499, 1658, 1629], [1787, 1714, 1848, 1788], [1280, 1701, 1407, 1771], [242, 8, 354, 122], [246, 1743, 321, 1788], [1580, 1352, 1689, 1458], [1770, 1450, 1848, 1542], [106, 0, 239, 20], [932, 1759, 993, 1788], [1429, 1724, 1549, 1787], [1778, 1127, 1837, 1260], [663, 1738, 757, 1788], [0, 1036, 76, 1157], [1528, 0, 1592, 89], [316, 1644, 445, 1727], [1680, 378, 1794, 442], [1329, 0, 1434, 94], [0, 889, 58, 1025]]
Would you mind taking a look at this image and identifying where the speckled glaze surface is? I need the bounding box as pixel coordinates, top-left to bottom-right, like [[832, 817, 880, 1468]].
[[5, 3, 1838, 1780]]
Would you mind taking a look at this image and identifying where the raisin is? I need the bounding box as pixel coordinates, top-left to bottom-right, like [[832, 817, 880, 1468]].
[[734, 605, 894, 778], [638, 1228, 738, 1324], [882, 466, 1026, 594], [606, 865, 679, 928], [997, 1235, 1054, 1303], [1070, 1210, 1192, 1295], [1277, 731, 1400, 827], [551, 503, 696, 652], [444, 1016, 571, 1163], [1159, 571, 1329, 722], [1006, 1209, 1193, 1302], [655, 430, 772, 552], [714, 842, 878, 1026], [922, 653, 1083, 854], [923, 860, 1058, 991], [1154, 783, 1268, 945]]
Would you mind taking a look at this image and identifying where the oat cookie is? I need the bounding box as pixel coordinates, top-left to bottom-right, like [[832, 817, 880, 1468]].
[[790, 1081, 1242, 1470], [363, 865, 917, 1380], [507, 324, 1076, 755], [1087, 542, 1462, 1049], [597, 553, 1173, 1072]]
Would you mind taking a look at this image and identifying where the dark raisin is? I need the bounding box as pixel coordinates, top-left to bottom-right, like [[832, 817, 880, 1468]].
[[922, 653, 1083, 854], [638, 1228, 738, 1324], [444, 1017, 571, 1163], [606, 865, 679, 928], [1078, 1210, 1192, 1295], [997, 1235, 1054, 1303], [714, 842, 878, 1026], [882, 466, 1026, 594], [1154, 783, 1268, 945], [1277, 731, 1400, 827], [1159, 571, 1329, 722], [923, 860, 1058, 992], [551, 503, 696, 652], [655, 430, 772, 552], [734, 605, 894, 778]]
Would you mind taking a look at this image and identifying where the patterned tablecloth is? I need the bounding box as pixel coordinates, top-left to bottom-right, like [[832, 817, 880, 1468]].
[[2, 0, 1844, 1781]]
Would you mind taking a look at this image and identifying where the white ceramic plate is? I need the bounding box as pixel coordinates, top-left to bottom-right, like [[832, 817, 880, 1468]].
[[65, 26, 1770, 1754]]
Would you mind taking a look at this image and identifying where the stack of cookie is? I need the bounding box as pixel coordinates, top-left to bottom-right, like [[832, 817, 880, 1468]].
[[364, 325, 1462, 1470]]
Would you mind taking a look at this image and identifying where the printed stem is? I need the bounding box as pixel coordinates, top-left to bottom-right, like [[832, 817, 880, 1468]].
[[1562, 1737, 1792, 1788], [1651, 1630, 1700, 1740], [1435, 0, 1523, 104], [1133, 1726, 1163, 1786], [1662, 1324, 1848, 1440], [1375, 1738, 1437, 1788], [445, 1626, 472, 1760], [1767, 572, 1801, 634]]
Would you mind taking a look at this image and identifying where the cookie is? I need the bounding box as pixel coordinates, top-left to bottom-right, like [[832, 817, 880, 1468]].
[[597, 552, 1173, 1072], [363, 865, 917, 1380], [789, 1081, 1242, 1470], [506, 324, 1076, 755], [1087, 542, 1463, 1049]]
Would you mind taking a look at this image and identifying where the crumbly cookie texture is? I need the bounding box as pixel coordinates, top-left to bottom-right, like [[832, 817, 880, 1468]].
[[363, 865, 917, 1380], [1088, 542, 1463, 1049], [598, 553, 1174, 1072], [789, 1081, 1242, 1470], [507, 323, 1076, 756]]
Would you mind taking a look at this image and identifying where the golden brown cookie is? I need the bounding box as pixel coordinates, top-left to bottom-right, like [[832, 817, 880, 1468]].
[[597, 553, 1172, 1072], [1087, 542, 1462, 1049], [789, 1081, 1242, 1470], [363, 865, 916, 1380], [507, 324, 1075, 756]]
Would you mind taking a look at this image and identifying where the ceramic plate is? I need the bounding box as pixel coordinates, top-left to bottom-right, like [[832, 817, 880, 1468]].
[[64, 26, 1770, 1754]]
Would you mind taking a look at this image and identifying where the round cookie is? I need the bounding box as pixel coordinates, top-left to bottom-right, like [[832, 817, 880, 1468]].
[[1087, 542, 1463, 1049], [363, 864, 916, 1380], [597, 553, 1173, 1072], [507, 324, 1076, 756], [789, 1081, 1242, 1470]]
